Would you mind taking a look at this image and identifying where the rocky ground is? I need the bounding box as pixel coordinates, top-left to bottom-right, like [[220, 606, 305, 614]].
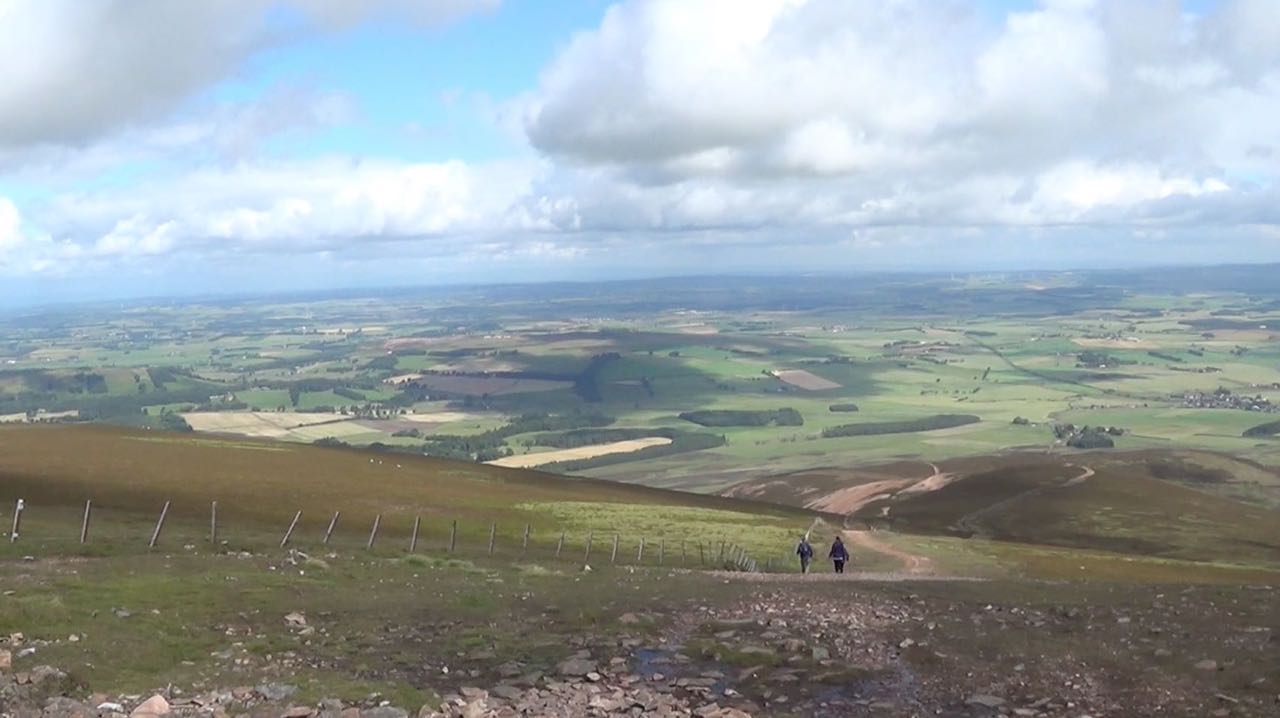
[[3, 571, 1276, 718]]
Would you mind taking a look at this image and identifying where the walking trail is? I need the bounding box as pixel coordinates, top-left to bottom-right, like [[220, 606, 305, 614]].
[[842, 528, 934, 574], [731, 466, 1096, 583]]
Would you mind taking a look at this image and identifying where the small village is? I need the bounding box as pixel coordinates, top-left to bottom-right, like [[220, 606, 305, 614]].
[[1179, 388, 1278, 413]]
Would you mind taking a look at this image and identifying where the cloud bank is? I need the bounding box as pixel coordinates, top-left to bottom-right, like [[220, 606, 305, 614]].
[[1, 0, 1278, 294]]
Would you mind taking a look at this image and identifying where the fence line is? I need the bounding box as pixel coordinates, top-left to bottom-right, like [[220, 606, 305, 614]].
[[0, 497, 778, 572]]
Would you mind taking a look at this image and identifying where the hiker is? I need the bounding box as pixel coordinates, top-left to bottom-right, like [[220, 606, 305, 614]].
[[829, 535, 849, 574], [795, 536, 814, 574]]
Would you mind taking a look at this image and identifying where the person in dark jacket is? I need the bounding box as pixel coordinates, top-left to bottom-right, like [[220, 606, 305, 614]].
[[829, 536, 849, 574], [795, 536, 814, 574]]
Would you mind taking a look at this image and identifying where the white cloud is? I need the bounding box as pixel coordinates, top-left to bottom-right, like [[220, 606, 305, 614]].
[[23, 157, 548, 266], [521, 0, 1280, 240], [0, 198, 25, 253], [0, 0, 496, 148], [4, 0, 1280, 290]]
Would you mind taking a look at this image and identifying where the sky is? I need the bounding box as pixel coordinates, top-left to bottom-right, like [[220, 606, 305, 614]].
[[0, 0, 1278, 304]]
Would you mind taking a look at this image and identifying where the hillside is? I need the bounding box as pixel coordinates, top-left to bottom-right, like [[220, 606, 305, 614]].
[[1, 427, 1279, 717], [726, 449, 1280, 570], [0, 424, 810, 560]]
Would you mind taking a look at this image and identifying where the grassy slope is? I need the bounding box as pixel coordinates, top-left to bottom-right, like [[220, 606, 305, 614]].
[[858, 453, 1280, 568], [0, 424, 811, 561], [718, 448, 1280, 580]]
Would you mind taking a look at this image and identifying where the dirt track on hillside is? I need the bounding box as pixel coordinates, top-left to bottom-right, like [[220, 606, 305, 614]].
[[843, 529, 935, 574]]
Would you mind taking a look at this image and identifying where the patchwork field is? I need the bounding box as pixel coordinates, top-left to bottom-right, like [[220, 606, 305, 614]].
[[1, 270, 1278, 489]]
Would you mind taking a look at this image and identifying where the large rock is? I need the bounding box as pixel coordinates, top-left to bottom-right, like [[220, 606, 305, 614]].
[[42, 697, 94, 718], [130, 695, 171, 718], [257, 684, 299, 702], [965, 694, 1006, 710], [555, 658, 598, 677], [0, 648, 10, 671], [361, 708, 408, 718]]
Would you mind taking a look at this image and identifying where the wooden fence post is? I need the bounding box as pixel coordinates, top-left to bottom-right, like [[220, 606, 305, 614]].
[[323, 511, 340, 545], [717, 542, 726, 563], [367, 514, 381, 550], [583, 531, 594, 563], [210, 501, 218, 545], [410, 516, 421, 553], [448, 520, 457, 553], [488, 523, 497, 556], [555, 531, 565, 559], [80, 500, 92, 544], [521, 524, 530, 556], [698, 542, 705, 565], [610, 534, 619, 564], [281, 510, 302, 548], [148, 501, 171, 549], [681, 540, 687, 566], [659, 539, 665, 566], [637, 537, 646, 564], [10, 499, 23, 543]]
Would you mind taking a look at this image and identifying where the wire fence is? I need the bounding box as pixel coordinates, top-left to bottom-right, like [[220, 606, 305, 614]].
[[0, 497, 772, 572]]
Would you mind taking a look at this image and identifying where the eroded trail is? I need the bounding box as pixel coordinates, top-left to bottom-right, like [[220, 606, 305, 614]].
[[843, 529, 934, 575]]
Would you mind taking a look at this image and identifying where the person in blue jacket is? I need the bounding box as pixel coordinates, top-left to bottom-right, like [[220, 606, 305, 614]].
[[829, 535, 849, 574], [795, 536, 814, 574]]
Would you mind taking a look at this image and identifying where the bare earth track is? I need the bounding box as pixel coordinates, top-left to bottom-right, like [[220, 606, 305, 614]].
[[843, 529, 935, 575]]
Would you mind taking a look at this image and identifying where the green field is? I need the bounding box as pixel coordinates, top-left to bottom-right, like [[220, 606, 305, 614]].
[[2, 271, 1279, 490]]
